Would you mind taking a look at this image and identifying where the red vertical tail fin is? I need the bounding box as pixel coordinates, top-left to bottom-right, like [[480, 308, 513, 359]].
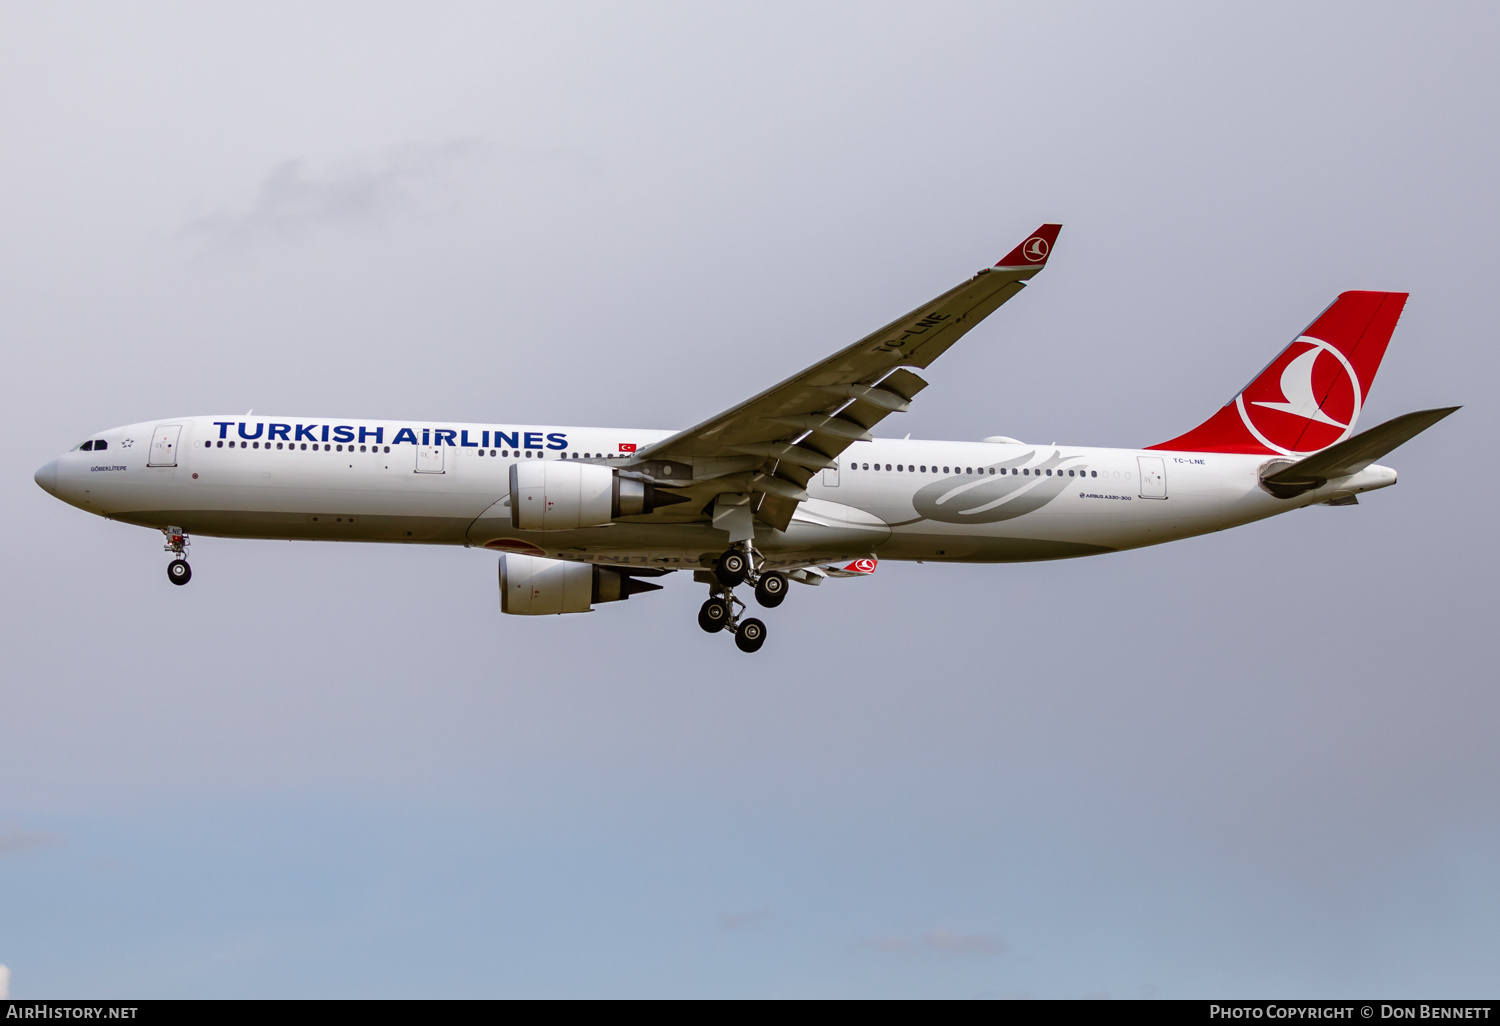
[[1149, 291, 1408, 456]]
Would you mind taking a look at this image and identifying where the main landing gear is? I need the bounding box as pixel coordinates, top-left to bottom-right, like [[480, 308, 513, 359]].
[[163, 526, 192, 586], [698, 546, 787, 653]]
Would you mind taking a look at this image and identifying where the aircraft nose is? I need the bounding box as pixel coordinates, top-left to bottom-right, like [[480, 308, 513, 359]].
[[34, 458, 59, 496]]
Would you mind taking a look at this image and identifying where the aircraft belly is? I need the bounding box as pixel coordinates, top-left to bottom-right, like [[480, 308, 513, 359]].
[[465, 495, 890, 567], [113, 509, 473, 544]]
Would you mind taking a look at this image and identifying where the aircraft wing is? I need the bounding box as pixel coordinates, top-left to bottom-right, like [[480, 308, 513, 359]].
[[629, 224, 1062, 531]]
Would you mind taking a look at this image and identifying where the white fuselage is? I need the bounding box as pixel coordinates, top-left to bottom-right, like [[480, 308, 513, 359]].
[[36, 414, 1398, 569]]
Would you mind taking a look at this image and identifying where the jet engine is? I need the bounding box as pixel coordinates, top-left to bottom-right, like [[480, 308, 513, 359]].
[[499, 553, 665, 615], [509, 462, 686, 530]]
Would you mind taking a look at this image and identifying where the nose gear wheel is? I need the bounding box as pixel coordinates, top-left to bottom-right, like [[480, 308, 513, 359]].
[[162, 527, 192, 585]]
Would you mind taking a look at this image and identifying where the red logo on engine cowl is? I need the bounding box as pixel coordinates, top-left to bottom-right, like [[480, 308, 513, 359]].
[[619, 443, 637, 453], [846, 558, 877, 574], [1235, 335, 1362, 456]]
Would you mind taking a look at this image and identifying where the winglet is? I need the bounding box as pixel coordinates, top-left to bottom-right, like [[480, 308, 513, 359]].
[[994, 224, 1062, 269]]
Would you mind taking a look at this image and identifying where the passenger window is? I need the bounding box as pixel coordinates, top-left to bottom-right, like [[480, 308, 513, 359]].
[[966, 467, 972, 474]]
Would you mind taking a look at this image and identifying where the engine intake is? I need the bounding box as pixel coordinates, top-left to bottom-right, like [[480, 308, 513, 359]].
[[499, 553, 665, 615], [509, 461, 686, 530]]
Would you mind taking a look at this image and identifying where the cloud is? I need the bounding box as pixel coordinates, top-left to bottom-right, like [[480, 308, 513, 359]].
[[0, 825, 64, 855], [922, 929, 1007, 956], [718, 905, 769, 930], [184, 138, 484, 242]]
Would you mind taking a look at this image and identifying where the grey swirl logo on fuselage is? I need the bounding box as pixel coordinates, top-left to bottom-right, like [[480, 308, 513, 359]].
[[901, 450, 1087, 525]]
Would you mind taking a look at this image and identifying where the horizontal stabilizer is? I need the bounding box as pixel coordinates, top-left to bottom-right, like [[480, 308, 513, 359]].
[[1260, 406, 1459, 498]]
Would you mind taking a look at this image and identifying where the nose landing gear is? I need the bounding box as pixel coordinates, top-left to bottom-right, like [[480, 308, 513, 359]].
[[702, 546, 786, 652], [163, 526, 192, 586]]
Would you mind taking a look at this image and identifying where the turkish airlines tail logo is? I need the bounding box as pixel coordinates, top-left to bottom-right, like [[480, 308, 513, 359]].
[[1149, 291, 1407, 456], [1249, 343, 1352, 429]]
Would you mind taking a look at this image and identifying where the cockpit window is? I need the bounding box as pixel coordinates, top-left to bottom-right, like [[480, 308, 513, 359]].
[[78, 440, 94, 451], [92, 439, 107, 450]]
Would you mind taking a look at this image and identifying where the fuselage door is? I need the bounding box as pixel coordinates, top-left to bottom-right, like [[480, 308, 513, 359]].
[[416, 444, 445, 474], [822, 460, 839, 487], [1137, 455, 1167, 499], [148, 424, 182, 467]]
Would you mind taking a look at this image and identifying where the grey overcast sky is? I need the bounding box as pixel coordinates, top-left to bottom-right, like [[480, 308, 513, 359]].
[[2, 1, 1497, 998]]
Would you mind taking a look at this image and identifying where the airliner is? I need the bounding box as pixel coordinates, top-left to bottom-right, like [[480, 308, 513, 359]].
[[33, 224, 1456, 652]]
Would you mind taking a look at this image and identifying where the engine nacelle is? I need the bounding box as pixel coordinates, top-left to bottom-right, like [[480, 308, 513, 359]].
[[509, 461, 682, 530], [499, 553, 664, 615]]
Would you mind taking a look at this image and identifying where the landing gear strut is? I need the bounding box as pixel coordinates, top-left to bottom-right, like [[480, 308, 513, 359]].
[[163, 526, 192, 586], [701, 544, 786, 652]]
